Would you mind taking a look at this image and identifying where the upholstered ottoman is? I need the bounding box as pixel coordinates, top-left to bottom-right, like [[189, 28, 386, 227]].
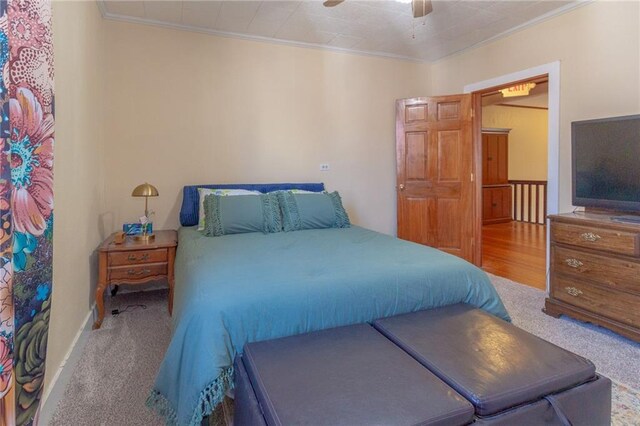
[[234, 323, 474, 426], [374, 304, 612, 425]]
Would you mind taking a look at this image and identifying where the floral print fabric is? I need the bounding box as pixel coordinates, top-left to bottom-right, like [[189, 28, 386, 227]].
[[0, 0, 54, 424]]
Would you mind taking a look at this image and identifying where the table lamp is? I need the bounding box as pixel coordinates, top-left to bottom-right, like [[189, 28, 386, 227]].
[[131, 183, 159, 242]]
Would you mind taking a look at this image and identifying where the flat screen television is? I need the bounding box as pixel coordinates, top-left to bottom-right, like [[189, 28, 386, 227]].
[[572, 114, 640, 213]]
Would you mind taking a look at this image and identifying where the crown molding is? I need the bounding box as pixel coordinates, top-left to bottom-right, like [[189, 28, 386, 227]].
[[495, 103, 549, 111], [96, 0, 108, 17], [95, 1, 426, 64], [95, 0, 591, 65]]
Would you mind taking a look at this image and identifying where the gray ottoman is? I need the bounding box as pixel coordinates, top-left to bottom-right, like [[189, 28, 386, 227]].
[[234, 323, 474, 426], [374, 304, 612, 425]]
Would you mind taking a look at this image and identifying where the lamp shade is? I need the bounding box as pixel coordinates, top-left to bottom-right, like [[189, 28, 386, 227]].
[[131, 183, 159, 197]]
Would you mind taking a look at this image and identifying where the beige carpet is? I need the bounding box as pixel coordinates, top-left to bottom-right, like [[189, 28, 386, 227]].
[[488, 274, 640, 390], [49, 275, 640, 425], [49, 290, 171, 426]]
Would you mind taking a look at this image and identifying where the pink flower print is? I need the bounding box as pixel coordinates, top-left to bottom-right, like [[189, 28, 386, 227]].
[[0, 260, 13, 329], [0, 334, 12, 399], [9, 87, 53, 236], [7, 4, 46, 58]]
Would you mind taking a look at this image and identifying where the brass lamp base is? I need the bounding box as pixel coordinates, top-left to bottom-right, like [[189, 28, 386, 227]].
[[133, 233, 155, 242]]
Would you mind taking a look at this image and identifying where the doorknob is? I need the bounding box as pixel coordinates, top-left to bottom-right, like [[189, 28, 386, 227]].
[[399, 184, 405, 191]]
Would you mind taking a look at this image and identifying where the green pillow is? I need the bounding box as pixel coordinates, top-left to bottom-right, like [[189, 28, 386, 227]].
[[203, 193, 282, 236], [277, 191, 350, 232]]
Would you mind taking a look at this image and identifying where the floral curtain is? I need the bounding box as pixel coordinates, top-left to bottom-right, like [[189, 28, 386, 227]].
[[0, 0, 55, 424]]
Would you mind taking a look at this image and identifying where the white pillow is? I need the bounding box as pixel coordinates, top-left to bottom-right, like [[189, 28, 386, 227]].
[[197, 188, 260, 230], [287, 189, 318, 194]]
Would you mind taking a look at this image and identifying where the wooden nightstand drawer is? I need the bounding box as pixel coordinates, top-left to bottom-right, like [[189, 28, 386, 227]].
[[94, 229, 177, 329], [109, 263, 167, 282], [109, 248, 168, 266], [551, 222, 639, 257], [552, 246, 640, 295], [551, 275, 640, 328]]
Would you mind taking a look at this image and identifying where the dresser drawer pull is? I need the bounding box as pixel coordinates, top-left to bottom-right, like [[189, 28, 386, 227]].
[[580, 232, 601, 242], [127, 268, 151, 276], [564, 258, 584, 268], [565, 286, 583, 297], [128, 253, 150, 261]]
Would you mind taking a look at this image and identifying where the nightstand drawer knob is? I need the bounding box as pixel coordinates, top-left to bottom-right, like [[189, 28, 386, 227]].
[[128, 253, 150, 261], [564, 258, 583, 268], [565, 286, 583, 297], [127, 268, 151, 276], [580, 232, 601, 242]]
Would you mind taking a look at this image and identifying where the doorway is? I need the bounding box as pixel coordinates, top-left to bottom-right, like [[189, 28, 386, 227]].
[[480, 77, 548, 289], [465, 62, 560, 292]]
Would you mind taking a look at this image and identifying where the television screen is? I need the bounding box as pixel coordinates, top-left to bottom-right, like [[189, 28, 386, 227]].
[[573, 114, 640, 211]]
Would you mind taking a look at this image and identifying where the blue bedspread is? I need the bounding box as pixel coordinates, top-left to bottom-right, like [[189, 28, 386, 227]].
[[148, 226, 510, 425]]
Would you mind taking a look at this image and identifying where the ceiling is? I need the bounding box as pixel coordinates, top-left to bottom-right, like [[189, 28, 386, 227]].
[[98, 0, 582, 62]]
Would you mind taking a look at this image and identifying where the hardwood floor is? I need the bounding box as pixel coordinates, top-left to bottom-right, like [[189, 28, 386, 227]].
[[482, 221, 547, 290]]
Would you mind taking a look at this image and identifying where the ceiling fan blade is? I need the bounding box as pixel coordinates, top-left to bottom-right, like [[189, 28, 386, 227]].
[[323, 0, 345, 7], [412, 0, 433, 18]]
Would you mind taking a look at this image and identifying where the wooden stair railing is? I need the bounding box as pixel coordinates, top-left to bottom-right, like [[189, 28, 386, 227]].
[[509, 180, 547, 224]]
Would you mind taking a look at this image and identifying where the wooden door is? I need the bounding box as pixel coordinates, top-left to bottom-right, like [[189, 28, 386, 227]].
[[396, 95, 475, 263]]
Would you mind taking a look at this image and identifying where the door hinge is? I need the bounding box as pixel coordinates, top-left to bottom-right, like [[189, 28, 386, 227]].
[[471, 108, 475, 118], [471, 172, 474, 182]]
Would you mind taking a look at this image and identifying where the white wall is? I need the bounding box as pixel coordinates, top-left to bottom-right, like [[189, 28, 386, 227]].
[[48, 1, 105, 390], [101, 20, 430, 236]]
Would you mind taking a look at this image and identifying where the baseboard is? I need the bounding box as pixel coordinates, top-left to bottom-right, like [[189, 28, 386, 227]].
[[42, 303, 95, 405]]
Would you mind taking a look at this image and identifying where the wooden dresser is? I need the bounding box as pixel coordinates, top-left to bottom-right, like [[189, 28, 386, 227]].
[[545, 212, 640, 342]]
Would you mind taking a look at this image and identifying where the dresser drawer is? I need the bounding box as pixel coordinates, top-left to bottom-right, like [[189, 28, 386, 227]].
[[552, 246, 640, 295], [551, 275, 640, 328], [109, 263, 167, 282], [551, 222, 639, 257], [109, 249, 168, 266]]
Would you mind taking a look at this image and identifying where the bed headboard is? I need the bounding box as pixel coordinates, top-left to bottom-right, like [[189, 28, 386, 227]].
[[179, 182, 325, 226]]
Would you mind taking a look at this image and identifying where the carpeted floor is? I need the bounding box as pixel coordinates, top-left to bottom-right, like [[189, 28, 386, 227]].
[[489, 274, 640, 390], [49, 290, 171, 426], [48, 275, 640, 425]]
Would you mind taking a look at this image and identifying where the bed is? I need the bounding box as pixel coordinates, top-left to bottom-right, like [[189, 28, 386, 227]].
[[147, 183, 510, 426]]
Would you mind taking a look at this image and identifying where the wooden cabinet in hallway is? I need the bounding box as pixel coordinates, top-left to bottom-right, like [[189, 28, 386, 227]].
[[482, 130, 512, 225]]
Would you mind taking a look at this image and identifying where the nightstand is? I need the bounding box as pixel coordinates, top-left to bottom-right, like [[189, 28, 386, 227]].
[[93, 229, 178, 329]]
